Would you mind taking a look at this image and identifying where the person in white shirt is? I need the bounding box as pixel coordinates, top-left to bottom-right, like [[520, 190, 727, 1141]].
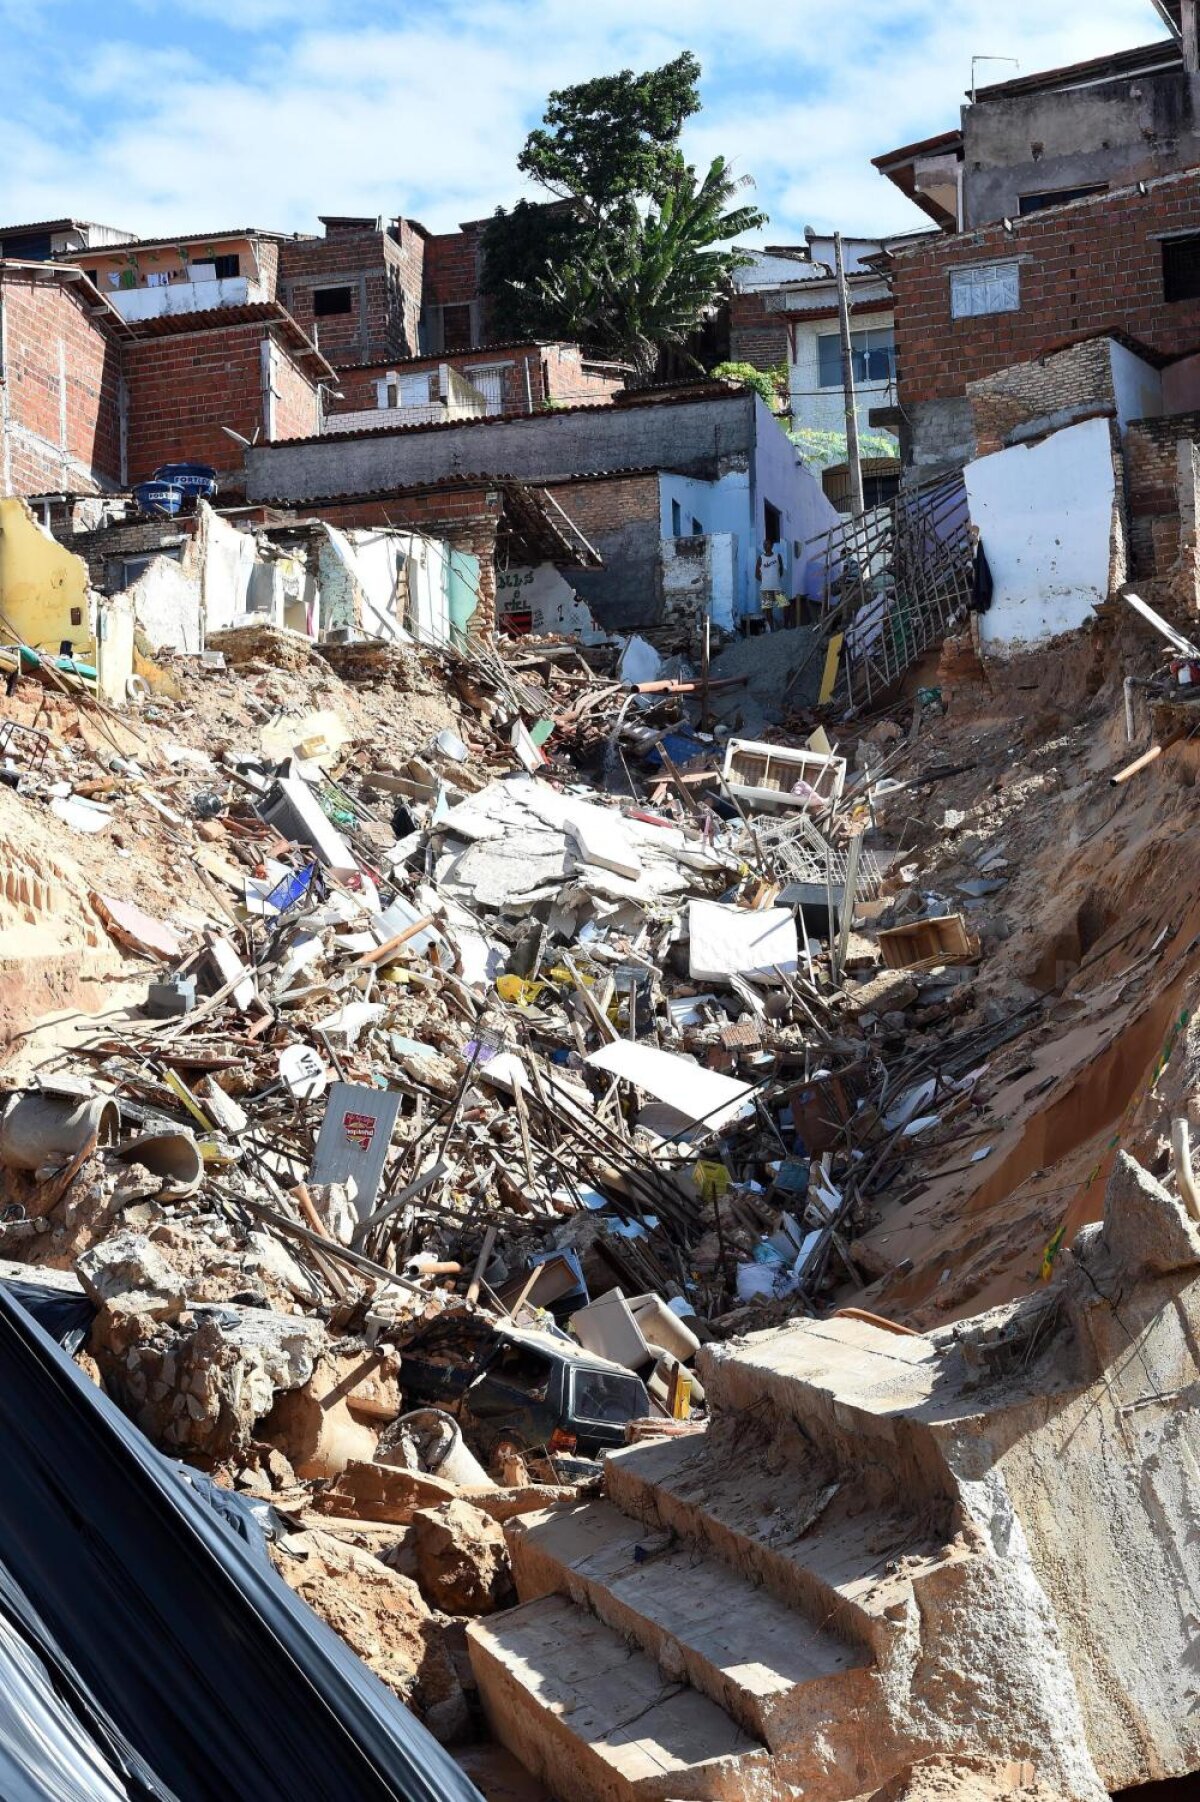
[[756, 539, 785, 631]]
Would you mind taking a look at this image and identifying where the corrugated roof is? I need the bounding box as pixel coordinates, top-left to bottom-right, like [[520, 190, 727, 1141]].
[[49, 227, 289, 261], [327, 340, 633, 376], [971, 38, 1179, 101], [0, 218, 133, 237], [256, 379, 745, 453], [123, 300, 335, 377]]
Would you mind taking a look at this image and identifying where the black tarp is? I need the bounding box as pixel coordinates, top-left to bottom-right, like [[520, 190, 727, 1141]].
[[0, 1283, 482, 1802]]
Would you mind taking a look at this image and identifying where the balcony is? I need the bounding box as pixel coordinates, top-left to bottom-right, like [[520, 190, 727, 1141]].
[[104, 274, 262, 322]]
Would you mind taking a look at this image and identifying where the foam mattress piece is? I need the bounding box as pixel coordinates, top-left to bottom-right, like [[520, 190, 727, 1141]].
[[687, 898, 798, 984], [585, 1040, 754, 1132]]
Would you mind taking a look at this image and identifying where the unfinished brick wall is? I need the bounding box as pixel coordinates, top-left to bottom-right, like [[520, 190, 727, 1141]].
[[0, 273, 123, 495], [1125, 412, 1200, 575], [966, 336, 1116, 456], [422, 223, 482, 311], [255, 241, 281, 301], [541, 471, 663, 630], [124, 323, 317, 488], [892, 167, 1200, 425], [279, 226, 419, 365], [728, 291, 789, 370], [67, 516, 196, 587], [269, 342, 321, 443]]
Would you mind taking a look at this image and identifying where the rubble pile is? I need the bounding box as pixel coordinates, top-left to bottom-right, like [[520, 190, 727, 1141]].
[[1, 590, 1199, 1795]]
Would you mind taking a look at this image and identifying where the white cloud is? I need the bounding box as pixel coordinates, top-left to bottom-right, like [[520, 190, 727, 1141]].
[[0, 0, 1173, 242]]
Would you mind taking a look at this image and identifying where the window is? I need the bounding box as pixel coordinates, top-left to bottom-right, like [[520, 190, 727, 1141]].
[[671, 498, 682, 536], [1163, 234, 1200, 304], [313, 285, 354, 317], [465, 365, 505, 413], [817, 327, 896, 388], [1017, 184, 1106, 216], [440, 303, 473, 350], [691, 516, 704, 536], [84, 269, 98, 288], [763, 501, 782, 546], [949, 261, 1020, 319], [212, 253, 241, 280]]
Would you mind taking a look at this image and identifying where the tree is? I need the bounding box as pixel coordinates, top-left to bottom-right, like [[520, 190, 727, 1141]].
[[518, 53, 702, 217], [481, 56, 765, 374], [789, 425, 899, 468], [479, 201, 586, 342]]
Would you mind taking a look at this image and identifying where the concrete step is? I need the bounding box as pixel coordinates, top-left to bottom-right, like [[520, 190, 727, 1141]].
[[603, 1430, 963, 1662], [466, 1593, 781, 1802], [696, 1317, 953, 1506], [507, 1499, 874, 1752]]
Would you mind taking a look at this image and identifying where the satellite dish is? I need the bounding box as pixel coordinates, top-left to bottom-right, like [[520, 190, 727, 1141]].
[[278, 1043, 329, 1100]]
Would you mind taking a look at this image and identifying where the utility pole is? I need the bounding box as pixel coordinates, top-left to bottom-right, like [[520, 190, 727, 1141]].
[[834, 232, 865, 520]]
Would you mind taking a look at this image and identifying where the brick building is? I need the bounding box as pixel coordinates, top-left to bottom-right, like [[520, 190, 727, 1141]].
[[278, 216, 426, 366], [888, 166, 1200, 470], [0, 263, 126, 495], [1, 264, 331, 499], [122, 304, 329, 487], [327, 341, 628, 424]]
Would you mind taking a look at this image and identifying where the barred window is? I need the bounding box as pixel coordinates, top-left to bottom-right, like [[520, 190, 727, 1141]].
[[949, 261, 1020, 319]]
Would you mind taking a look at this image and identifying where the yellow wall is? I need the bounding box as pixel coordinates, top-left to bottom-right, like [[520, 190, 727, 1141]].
[[0, 499, 94, 655], [84, 237, 256, 294]]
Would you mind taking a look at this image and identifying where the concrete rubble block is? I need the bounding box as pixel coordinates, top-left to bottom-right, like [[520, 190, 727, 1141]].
[[261, 1347, 401, 1479], [1098, 1148, 1200, 1276], [87, 1298, 327, 1461], [76, 1230, 186, 1320], [315, 1459, 462, 1523], [411, 1497, 515, 1616], [842, 968, 919, 1018], [275, 1527, 469, 1743]]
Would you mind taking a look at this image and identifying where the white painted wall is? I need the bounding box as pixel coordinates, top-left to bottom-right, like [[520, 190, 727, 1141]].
[[123, 554, 203, 652], [752, 397, 841, 619], [964, 416, 1116, 649], [659, 469, 749, 614], [496, 564, 596, 636], [107, 276, 261, 321], [1108, 341, 1163, 439], [788, 306, 895, 441]]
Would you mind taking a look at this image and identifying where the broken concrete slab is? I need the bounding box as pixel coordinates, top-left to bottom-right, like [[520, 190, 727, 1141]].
[[76, 1231, 186, 1320]]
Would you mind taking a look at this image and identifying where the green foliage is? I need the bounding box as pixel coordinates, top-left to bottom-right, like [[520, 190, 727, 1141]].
[[518, 53, 702, 216], [528, 157, 766, 377], [479, 200, 586, 341], [481, 54, 765, 374], [788, 425, 899, 468], [710, 360, 787, 409]]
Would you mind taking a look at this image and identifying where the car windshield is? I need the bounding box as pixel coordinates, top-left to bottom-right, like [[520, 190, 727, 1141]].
[[568, 1365, 647, 1426]]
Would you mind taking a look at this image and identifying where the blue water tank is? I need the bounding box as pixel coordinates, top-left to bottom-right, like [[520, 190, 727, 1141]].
[[133, 481, 183, 518], [153, 462, 219, 500]]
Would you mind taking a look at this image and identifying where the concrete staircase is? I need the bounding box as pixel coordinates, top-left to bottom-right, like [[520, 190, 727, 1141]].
[[468, 1158, 1200, 1802], [467, 1317, 979, 1802]]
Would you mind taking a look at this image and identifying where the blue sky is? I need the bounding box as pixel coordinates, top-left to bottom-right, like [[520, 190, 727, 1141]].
[[0, 0, 1170, 243]]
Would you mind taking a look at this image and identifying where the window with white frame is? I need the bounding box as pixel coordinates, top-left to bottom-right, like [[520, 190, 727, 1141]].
[[817, 327, 896, 388], [949, 261, 1020, 319]]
